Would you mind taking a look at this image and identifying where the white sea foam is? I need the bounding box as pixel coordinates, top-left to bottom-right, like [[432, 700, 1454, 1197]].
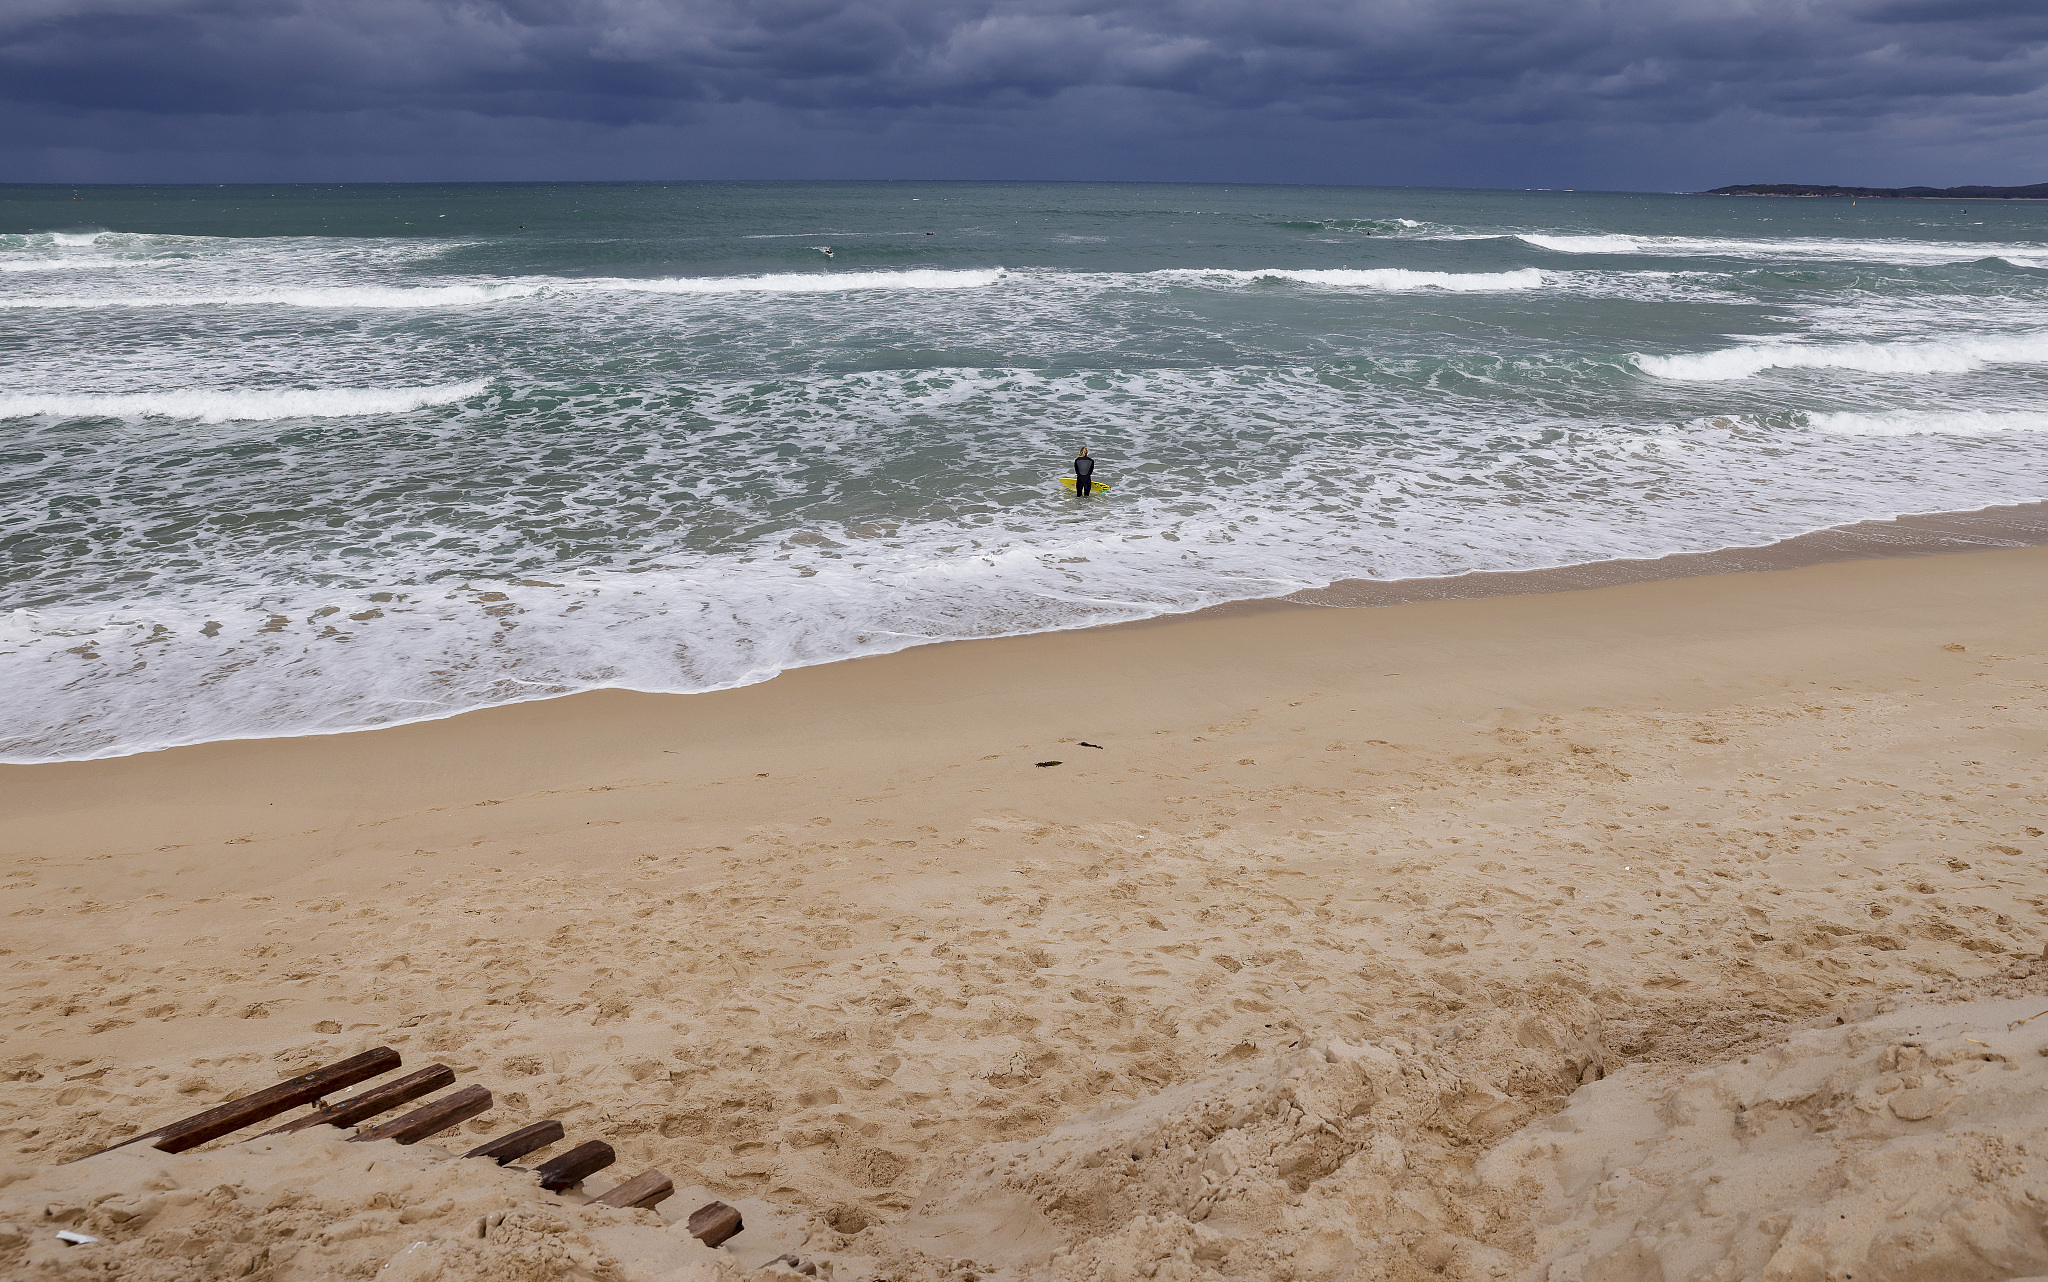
[[1160, 267, 1547, 291], [1522, 234, 1644, 254], [592, 268, 1006, 295], [0, 283, 549, 309], [1636, 331, 2048, 381], [0, 257, 157, 273], [1514, 232, 2048, 265], [0, 382, 487, 423], [0, 262, 1555, 312], [11, 355, 2048, 763], [1809, 408, 2048, 437], [0, 268, 1007, 309]]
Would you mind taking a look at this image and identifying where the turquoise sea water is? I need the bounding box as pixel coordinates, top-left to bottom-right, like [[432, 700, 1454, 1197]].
[[4, 181, 2047, 761]]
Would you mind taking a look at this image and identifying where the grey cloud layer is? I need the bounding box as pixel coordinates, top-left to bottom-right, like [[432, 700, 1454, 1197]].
[[4, 0, 2046, 183], [9, 0, 2047, 124]]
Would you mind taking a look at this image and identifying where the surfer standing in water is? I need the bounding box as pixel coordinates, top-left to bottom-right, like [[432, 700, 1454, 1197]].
[[1073, 446, 1095, 497]]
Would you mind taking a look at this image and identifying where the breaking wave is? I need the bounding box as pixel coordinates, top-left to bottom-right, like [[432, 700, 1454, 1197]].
[[1635, 331, 2048, 381], [1516, 232, 2048, 265], [1158, 267, 1548, 291], [0, 269, 1010, 310], [1809, 409, 2048, 437], [0, 382, 489, 423]]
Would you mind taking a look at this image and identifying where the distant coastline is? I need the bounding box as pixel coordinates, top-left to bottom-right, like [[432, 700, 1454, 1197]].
[[1703, 182, 2048, 201]]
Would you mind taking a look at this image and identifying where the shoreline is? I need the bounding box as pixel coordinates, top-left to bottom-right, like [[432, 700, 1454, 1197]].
[[12, 500, 2047, 767]]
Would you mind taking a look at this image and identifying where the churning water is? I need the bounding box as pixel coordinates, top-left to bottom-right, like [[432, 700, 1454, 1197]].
[[4, 181, 2046, 760]]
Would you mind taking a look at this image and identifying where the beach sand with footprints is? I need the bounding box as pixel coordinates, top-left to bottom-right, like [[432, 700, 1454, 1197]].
[[4, 547, 2048, 1280]]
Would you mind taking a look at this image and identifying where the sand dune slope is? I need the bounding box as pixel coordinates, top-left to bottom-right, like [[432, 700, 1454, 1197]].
[[1488, 994, 2048, 1282]]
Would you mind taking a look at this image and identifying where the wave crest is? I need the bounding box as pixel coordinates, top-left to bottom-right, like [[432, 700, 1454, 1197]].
[[598, 268, 1006, 296], [0, 382, 489, 423], [1514, 231, 2048, 265], [0, 268, 1008, 310], [1521, 234, 1642, 254], [1164, 267, 1547, 292], [1636, 331, 2048, 381], [1809, 409, 2048, 437]]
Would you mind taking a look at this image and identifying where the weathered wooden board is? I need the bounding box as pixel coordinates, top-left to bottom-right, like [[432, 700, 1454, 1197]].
[[534, 1139, 615, 1192], [592, 1169, 675, 1210], [259, 1064, 455, 1137], [349, 1084, 493, 1144], [462, 1120, 565, 1165], [688, 1200, 744, 1248], [89, 1047, 402, 1157]]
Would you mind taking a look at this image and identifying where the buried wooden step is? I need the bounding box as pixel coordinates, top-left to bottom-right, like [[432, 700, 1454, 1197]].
[[259, 1064, 455, 1138], [463, 1120, 565, 1165], [592, 1169, 674, 1211], [87, 1047, 403, 1158], [534, 1139, 615, 1192], [349, 1084, 492, 1144], [688, 1200, 744, 1248]]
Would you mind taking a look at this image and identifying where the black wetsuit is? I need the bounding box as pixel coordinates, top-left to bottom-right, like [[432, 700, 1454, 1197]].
[[1074, 453, 1095, 496]]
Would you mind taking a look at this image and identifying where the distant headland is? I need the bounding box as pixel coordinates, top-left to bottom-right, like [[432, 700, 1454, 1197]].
[[1704, 182, 2048, 200]]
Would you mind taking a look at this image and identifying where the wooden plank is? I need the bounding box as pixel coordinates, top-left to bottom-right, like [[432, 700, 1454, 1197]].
[[87, 1047, 402, 1158], [348, 1084, 492, 1145], [462, 1120, 565, 1165], [257, 1064, 455, 1138], [688, 1200, 744, 1248], [592, 1169, 674, 1210], [534, 1139, 615, 1192]]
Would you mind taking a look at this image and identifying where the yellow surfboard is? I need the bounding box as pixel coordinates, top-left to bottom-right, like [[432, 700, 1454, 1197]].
[[1060, 477, 1110, 493]]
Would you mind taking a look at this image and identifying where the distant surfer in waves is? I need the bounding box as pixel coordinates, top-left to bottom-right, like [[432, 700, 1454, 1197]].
[[1073, 446, 1095, 497]]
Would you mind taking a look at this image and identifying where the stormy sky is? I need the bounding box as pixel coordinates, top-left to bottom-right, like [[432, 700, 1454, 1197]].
[[4, 0, 2046, 188]]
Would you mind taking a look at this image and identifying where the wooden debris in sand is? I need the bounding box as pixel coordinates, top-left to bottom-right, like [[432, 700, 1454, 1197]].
[[258, 1064, 456, 1137], [463, 1119, 565, 1165], [350, 1084, 493, 1144], [534, 1139, 616, 1191], [87, 1046, 402, 1157], [688, 1200, 744, 1247], [592, 1169, 675, 1210]]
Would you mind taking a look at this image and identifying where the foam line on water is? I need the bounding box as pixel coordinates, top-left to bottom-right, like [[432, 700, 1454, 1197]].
[[590, 268, 1007, 295], [1155, 267, 1548, 291], [0, 258, 160, 273], [0, 382, 489, 423], [1635, 331, 2048, 381], [0, 283, 548, 309], [1515, 232, 2048, 265], [0, 264, 1574, 314], [1521, 234, 1646, 254], [0, 268, 1011, 310], [1809, 409, 2048, 437]]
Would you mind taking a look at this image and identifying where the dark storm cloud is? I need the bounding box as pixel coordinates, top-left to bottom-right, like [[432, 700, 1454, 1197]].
[[4, 0, 2046, 184]]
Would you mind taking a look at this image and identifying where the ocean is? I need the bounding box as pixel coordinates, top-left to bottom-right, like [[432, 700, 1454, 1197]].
[[4, 180, 2046, 762]]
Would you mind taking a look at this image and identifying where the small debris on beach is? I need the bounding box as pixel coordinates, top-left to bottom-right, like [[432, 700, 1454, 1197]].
[[1035, 760, 1062, 767]]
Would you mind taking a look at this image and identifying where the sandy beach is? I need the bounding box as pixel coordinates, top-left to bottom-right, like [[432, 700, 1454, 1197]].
[[4, 545, 2047, 1281]]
